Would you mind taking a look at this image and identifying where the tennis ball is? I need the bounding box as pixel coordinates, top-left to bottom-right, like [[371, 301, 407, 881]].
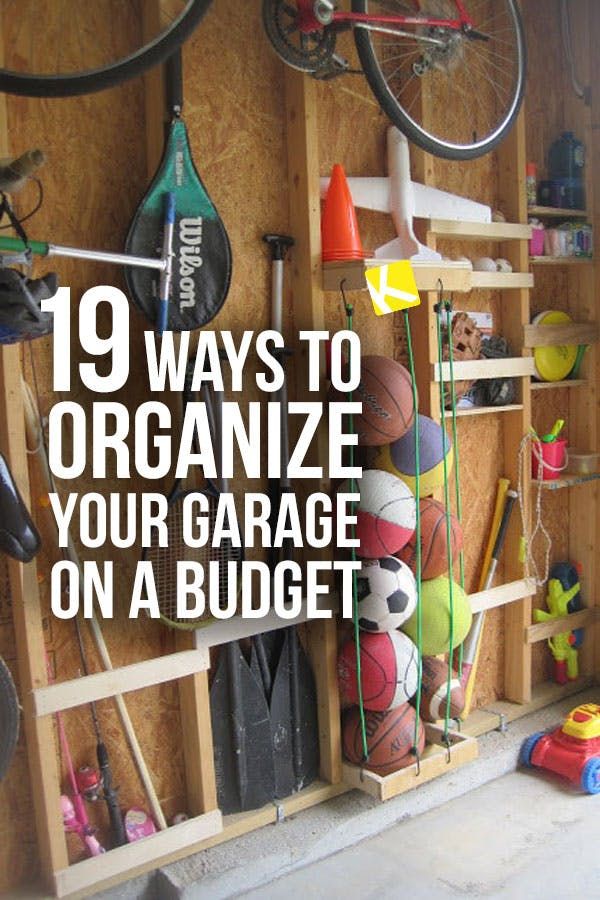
[[401, 576, 472, 656]]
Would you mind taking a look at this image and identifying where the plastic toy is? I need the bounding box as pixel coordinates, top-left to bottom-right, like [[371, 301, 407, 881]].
[[533, 578, 581, 684], [320, 128, 491, 262], [520, 703, 600, 794]]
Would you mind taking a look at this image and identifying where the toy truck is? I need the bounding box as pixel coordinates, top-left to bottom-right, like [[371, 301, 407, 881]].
[[520, 703, 600, 794]]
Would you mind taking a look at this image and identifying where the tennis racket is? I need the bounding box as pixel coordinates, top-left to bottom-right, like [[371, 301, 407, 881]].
[[145, 362, 241, 628]]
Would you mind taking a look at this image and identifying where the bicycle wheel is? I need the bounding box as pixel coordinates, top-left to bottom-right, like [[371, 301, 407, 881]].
[[352, 0, 526, 160], [0, 654, 19, 782], [0, 1, 212, 98]]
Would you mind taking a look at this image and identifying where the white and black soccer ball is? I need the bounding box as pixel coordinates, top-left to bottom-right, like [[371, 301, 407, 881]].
[[357, 557, 417, 632]]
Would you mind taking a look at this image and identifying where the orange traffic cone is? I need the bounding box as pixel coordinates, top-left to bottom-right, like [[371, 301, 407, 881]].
[[321, 164, 366, 262]]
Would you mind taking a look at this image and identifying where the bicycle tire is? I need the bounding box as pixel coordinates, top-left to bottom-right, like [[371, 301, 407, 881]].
[[0, 654, 19, 782], [352, 0, 526, 161], [0, 0, 213, 98]]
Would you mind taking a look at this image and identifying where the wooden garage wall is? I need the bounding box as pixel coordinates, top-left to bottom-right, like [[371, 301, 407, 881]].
[[0, 1, 593, 892]]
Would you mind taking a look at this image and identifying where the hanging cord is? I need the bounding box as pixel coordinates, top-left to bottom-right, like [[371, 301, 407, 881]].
[[340, 282, 368, 762], [517, 432, 555, 587], [0, 179, 44, 233], [403, 309, 422, 774], [560, 0, 589, 103], [443, 298, 465, 677], [434, 291, 455, 751]]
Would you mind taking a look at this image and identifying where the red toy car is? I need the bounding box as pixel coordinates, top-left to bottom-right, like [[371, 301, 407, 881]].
[[520, 703, 600, 794]]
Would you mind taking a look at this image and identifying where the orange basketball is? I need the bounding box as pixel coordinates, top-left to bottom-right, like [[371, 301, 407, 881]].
[[397, 498, 463, 580], [342, 703, 425, 775], [330, 355, 415, 446]]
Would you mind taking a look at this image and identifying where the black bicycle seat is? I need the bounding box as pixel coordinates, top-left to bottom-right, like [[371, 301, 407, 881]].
[[0, 452, 40, 562]]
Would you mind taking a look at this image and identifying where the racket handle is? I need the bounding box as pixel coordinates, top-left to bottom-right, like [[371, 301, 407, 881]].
[[166, 50, 184, 115]]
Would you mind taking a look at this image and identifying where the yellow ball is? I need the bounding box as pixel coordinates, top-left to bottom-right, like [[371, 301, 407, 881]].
[[401, 576, 472, 656]]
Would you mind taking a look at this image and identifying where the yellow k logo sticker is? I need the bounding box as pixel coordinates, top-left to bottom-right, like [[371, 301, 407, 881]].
[[365, 261, 420, 316]]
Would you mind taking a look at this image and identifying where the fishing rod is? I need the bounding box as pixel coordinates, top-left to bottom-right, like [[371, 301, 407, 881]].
[[72, 615, 127, 847], [47, 658, 105, 858], [22, 351, 167, 831]]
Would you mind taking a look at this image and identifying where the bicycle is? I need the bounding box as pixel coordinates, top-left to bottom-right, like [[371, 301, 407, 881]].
[[0, 1, 525, 160]]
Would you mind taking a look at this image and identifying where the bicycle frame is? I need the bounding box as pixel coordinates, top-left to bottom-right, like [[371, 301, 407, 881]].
[[294, 0, 474, 36]]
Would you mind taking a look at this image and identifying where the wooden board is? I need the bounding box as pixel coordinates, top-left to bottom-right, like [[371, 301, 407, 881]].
[[525, 608, 599, 645], [523, 322, 598, 347], [470, 271, 533, 290], [530, 257, 593, 266], [321, 259, 472, 293], [342, 725, 478, 802], [426, 219, 531, 241], [530, 379, 586, 391], [435, 357, 536, 382], [528, 206, 589, 219]]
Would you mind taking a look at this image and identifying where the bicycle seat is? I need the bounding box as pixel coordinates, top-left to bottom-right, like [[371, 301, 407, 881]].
[[0, 452, 40, 562]]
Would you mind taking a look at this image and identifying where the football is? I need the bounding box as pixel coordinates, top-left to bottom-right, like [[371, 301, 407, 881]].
[[357, 557, 417, 632]]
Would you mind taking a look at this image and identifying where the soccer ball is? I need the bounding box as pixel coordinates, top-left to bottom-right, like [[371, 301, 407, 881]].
[[356, 557, 417, 632]]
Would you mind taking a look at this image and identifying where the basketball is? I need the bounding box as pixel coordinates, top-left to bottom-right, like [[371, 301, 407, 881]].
[[337, 631, 419, 711], [397, 498, 463, 580], [375, 414, 453, 497], [357, 557, 417, 632], [330, 355, 415, 446], [337, 469, 416, 558], [343, 703, 426, 775], [418, 656, 465, 722], [401, 576, 472, 656]]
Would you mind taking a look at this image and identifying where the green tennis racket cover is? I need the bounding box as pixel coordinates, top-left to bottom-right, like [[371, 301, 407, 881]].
[[125, 117, 232, 331]]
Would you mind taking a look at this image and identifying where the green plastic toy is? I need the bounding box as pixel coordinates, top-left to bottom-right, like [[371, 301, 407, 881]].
[[534, 579, 581, 685]]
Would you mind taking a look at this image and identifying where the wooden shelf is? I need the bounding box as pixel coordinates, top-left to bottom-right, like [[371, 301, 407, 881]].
[[471, 271, 534, 289], [535, 471, 600, 490], [469, 578, 536, 615], [444, 404, 524, 418], [425, 218, 531, 241], [55, 810, 223, 898], [531, 379, 587, 390], [342, 725, 478, 802], [322, 259, 472, 293], [528, 205, 589, 219], [526, 608, 600, 645], [55, 780, 350, 898], [524, 321, 598, 349], [462, 678, 597, 737], [435, 357, 535, 383], [530, 256, 593, 266]]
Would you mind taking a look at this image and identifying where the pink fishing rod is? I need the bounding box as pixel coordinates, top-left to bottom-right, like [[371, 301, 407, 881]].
[[48, 658, 105, 857]]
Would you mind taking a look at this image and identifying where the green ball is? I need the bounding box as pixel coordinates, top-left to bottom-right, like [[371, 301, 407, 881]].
[[401, 576, 472, 656]]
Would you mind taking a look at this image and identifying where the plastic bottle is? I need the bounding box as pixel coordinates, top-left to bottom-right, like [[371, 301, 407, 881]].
[[548, 131, 585, 209], [526, 162, 537, 207]]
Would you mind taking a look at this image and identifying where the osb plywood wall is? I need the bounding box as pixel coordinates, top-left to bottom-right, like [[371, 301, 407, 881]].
[[524, 0, 594, 687], [0, 1, 592, 892]]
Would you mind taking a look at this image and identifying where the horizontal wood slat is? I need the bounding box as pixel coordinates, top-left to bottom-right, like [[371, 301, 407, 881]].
[[524, 322, 598, 348]]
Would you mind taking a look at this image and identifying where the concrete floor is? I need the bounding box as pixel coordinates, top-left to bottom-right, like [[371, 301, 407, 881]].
[[242, 770, 600, 899], [93, 689, 599, 900]]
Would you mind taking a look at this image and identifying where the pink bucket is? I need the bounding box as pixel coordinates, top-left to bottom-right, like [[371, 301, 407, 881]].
[[532, 438, 567, 481]]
